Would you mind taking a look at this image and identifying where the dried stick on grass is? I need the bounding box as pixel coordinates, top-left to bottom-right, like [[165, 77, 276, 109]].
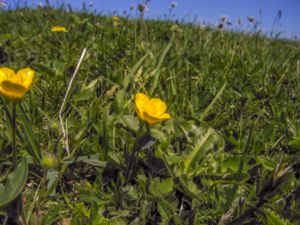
[[59, 48, 87, 156]]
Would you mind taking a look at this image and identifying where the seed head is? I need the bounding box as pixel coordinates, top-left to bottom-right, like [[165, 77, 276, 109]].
[[247, 16, 255, 23], [42, 154, 58, 169], [219, 15, 228, 24], [0, 0, 6, 8], [171, 1, 178, 9], [138, 3, 148, 13], [217, 23, 224, 30]]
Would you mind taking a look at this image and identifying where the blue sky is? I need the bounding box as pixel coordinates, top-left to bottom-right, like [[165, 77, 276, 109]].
[[14, 0, 300, 38]]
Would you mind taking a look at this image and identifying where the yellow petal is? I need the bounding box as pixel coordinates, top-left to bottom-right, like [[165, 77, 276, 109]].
[[144, 98, 167, 117], [51, 26, 68, 32], [142, 111, 161, 125], [0, 81, 27, 98], [112, 16, 120, 22], [0, 67, 26, 98], [17, 68, 35, 89], [0, 67, 15, 83], [134, 92, 171, 125], [134, 93, 149, 120], [159, 113, 171, 120], [143, 111, 171, 125], [0, 67, 35, 99]]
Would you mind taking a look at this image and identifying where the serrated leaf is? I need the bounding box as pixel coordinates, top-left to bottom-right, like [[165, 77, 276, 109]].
[[256, 208, 293, 225]]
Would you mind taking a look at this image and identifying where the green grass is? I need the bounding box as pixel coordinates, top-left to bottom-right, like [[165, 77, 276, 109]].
[[0, 6, 300, 225]]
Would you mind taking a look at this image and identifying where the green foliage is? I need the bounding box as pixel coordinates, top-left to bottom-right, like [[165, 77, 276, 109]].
[[0, 6, 299, 224], [149, 178, 174, 198], [256, 208, 293, 225], [0, 158, 28, 208]]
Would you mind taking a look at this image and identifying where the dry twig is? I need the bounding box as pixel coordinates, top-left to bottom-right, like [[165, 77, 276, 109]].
[[59, 48, 87, 156]]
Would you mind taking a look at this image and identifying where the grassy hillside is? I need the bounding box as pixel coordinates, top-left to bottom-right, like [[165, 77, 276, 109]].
[[0, 7, 300, 225]]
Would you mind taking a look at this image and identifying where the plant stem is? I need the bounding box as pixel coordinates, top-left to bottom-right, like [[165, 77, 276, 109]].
[[12, 102, 17, 169], [123, 123, 144, 186]]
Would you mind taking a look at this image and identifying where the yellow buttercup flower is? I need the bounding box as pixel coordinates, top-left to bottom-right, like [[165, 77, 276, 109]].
[[134, 93, 171, 125], [0, 67, 35, 99], [51, 26, 68, 32], [112, 16, 121, 27], [112, 16, 120, 22]]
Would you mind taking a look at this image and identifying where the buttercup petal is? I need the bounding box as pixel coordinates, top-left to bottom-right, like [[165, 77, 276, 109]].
[[142, 111, 161, 125], [135, 93, 149, 120], [51, 26, 68, 32], [0, 67, 35, 99], [0, 81, 27, 98], [159, 113, 171, 120], [144, 98, 167, 117], [17, 68, 35, 89], [0, 67, 15, 83], [134, 92, 171, 125]]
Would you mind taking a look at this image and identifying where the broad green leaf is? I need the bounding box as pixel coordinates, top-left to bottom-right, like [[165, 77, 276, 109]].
[[63, 154, 107, 167], [73, 89, 95, 102], [119, 115, 139, 133], [80, 158, 107, 167], [73, 78, 99, 102], [151, 128, 168, 145], [149, 178, 174, 198], [115, 89, 126, 110], [256, 156, 277, 171], [46, 169, 59, 197], [0, 158, 28, 207], [157, 200, 175, 223], [222, 155, 254, 171]]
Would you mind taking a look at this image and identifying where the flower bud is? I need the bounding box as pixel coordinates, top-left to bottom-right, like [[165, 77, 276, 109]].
[[49, 120, 58, 130], [42, 154, 58, 169]]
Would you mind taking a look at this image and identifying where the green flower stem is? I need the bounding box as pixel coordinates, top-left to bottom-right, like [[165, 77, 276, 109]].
[[21, 207, 28, 225], [12, 102, 17, 169], [123, 123, 145, 186]]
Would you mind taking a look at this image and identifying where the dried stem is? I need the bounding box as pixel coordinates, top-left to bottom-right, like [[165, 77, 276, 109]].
[[59, 48, 87, 156]]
